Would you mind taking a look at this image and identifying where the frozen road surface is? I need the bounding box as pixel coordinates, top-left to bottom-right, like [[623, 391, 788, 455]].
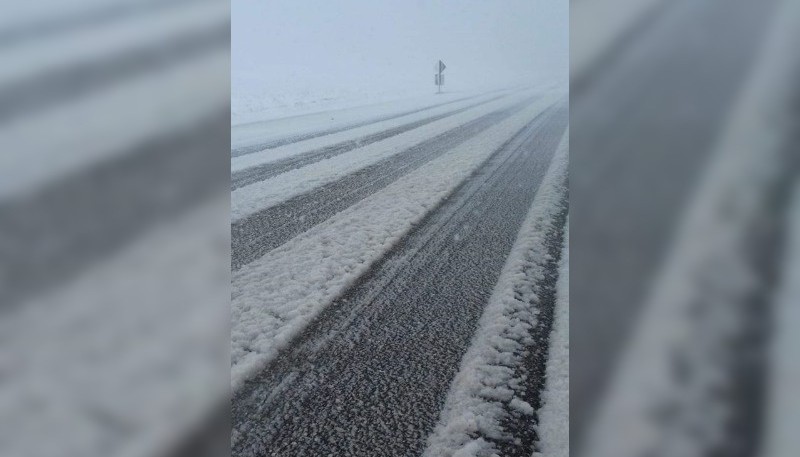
[[231, 88, 570, 457]]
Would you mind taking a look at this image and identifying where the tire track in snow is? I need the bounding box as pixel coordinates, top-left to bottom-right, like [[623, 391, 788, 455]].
[[231, 95, 537, 271], [230, 91, 496, 158], [230, 94, 506, 190], [231, 101, 567, 457]]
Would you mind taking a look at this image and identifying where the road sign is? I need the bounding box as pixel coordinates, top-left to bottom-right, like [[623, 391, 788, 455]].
[[436, 60, 446, 93]]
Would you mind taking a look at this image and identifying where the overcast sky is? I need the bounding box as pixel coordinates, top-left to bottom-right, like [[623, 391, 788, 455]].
[[233, 0, 567, 98]]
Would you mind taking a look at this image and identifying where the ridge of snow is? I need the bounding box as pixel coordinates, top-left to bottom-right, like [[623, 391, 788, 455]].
[[422, 130, 568, 457], [535, 216, 570, 457]]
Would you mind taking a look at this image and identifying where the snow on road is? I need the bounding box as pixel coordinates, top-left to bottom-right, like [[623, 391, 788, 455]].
[[569, 0, 783, 446], [231, 92, 550, 271], [230, 90, 538, 221], [0, 1, 229, 456], [0, 0, 227, 90], [577, 0, 799, 454], [229, 93, 507, 191], [230, 91, 504, 173], [231, 90, 499, 151], [0, 197, 229, 457], [536, 217, 570, 457], [231, 90, 561, 390], [762, 180, 800, 457], [0, 42, 228, 200], [423, 131, 568, 457], [231, 94, 567, 457]]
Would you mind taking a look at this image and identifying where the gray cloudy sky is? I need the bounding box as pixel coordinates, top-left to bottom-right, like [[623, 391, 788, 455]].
[[233, 0, 567, 96]]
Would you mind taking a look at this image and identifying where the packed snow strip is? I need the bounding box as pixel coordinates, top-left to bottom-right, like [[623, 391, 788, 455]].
[[230, 90, 539, 222], [230, 91, 505, 174], [0, 196, 229, 457], [580, 2, 800, 456], [230, 93, 562, 390], [761, 181, 800, 457], [421, 130, 568, 457], [536, 218, 569, 457]]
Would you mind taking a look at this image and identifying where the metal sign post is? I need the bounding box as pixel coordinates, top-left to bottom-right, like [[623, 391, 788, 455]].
[[436, 60, 446, 93]]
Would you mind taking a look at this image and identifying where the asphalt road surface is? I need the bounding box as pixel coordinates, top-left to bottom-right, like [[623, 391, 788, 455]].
[[231, 91, 569, 456], [570, 0, 786, 451], [231, 94, 539, 270]]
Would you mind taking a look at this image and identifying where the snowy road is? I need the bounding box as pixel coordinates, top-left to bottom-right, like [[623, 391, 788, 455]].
[[570, 0, 782, 444], [570, 0, 800, 456], [231, 89, 569, 456], [0, 2, 230, 456], [229, 94, 507, 190], [231, 93, 540, 270], [230, 91, 498, 158]]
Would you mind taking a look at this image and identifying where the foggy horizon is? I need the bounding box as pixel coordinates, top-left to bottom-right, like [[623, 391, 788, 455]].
[[232, 0, 568, 121]]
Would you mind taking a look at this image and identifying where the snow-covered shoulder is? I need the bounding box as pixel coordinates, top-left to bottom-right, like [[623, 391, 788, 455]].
[[536, 217, 569, 457]]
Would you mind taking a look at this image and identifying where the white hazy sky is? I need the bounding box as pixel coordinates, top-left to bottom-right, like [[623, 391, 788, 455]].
[[233, 0, 567, 105]]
